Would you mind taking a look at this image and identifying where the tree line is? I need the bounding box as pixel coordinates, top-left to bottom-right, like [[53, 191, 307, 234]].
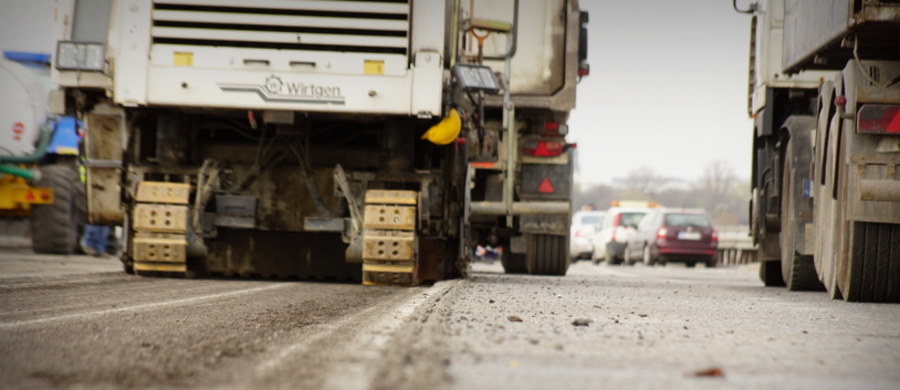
[[573, 161, 749, 226]]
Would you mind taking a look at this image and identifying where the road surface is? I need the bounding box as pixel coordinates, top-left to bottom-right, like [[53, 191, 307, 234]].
[[1, 249, 898, 389]]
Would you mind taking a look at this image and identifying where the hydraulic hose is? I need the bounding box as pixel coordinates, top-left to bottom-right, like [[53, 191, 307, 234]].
[[0, 164, 37, 180]]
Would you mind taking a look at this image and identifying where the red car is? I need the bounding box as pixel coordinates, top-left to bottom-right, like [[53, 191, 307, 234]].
[[624, 208, 717, 267]]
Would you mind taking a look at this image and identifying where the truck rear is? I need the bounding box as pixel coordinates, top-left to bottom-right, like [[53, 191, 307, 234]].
[[741, 0, 900, 301], [53, 0, 586, 284]]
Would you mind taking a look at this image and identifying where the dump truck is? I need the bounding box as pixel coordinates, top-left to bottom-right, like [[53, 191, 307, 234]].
[[739, 0, 900, 302], [53, 0, 587, 285]]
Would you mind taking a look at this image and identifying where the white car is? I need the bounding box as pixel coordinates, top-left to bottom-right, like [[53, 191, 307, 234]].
[[591, 204, 655, 265], [569, 210, 606, 261]]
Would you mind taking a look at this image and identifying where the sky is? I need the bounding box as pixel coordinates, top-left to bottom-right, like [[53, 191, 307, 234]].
[[0, 0, 754, 186], [568, 0, 754, 185]]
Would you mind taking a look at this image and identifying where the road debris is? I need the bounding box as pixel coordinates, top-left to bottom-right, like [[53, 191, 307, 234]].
[[691, 367, 725, 378], [507, 315, 523, 322], [571, 318, 593, 327]]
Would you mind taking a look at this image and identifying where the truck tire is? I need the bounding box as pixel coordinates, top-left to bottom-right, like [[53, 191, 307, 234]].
[[501, 252, 527, 274], [779, 144, 825, 291], [30, 162, 86, 254], [525, 234, 568, 276], [759, 260, 785, 287], [843, 222, 900, 302]]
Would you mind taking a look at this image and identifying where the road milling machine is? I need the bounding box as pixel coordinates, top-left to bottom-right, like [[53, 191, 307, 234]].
[[53, 0, 588, 285]]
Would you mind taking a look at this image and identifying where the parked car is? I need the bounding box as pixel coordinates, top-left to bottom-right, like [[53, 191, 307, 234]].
[[590, 202, 656, 265], [624, 208, 718, 267], [569, 210, 606, 261]]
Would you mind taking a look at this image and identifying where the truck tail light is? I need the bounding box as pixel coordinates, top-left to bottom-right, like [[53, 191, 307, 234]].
[[711, 230, 719, 247], [857, 104, 900, 134], [522, 140, 564, 157], [578, 62, 590, 77], [543, 122, 569, 136]]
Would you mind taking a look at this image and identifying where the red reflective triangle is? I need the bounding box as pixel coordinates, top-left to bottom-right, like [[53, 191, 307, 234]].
[[25, 191, 36, 201], [537, 178, 554, 193]]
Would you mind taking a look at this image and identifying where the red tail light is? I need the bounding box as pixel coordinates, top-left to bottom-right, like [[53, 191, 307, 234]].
[[656, 228, 668, 240], [857, 104, 900, 134], [543, 122, 569, 136], [711, 230, 719, 247], [522, 140, 564, 157]]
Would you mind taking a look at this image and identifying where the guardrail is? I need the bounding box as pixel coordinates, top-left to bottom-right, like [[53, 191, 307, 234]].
[[715, 225, 757, 265]]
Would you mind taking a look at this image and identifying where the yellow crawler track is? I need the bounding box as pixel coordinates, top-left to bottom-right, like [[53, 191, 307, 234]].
[[361, 190, 419, 286], [130, 181, 190, 275]]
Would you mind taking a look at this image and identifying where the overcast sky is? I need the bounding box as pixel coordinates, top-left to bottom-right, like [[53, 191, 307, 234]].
[[568, 0, 754, 185], [0, 0, 753, 187]]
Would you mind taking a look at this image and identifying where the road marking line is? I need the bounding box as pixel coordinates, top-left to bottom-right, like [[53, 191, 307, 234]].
[[0, 283, 288, 329]]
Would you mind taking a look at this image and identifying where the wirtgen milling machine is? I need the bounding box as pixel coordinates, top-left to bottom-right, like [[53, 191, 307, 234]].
[[53, 0, 588, 285]]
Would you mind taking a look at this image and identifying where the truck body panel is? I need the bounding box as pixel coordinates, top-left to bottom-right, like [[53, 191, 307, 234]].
[[783, 0, 900, 73], [749, 0, 832, 119]]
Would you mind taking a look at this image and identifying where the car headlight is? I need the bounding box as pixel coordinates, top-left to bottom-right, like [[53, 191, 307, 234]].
[[56, 41, 104, 71]]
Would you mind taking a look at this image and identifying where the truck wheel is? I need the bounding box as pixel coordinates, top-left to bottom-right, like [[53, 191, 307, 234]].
[[842, 222, 900, 302], [779, 144, 824, 291], [759, 260, 785, 287], [501, 252, 527, 274], [525, 234, 568, 276], [30, 162, 86, 254], [501, 237, 527, 274]]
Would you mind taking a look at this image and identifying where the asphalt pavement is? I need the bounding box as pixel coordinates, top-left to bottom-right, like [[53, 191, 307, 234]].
[[1, 249, 899, 390]]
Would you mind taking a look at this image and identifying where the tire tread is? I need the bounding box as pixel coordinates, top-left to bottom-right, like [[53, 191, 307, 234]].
[[30, 163, 85, 254]]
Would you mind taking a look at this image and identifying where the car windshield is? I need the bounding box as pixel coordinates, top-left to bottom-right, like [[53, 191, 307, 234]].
[[581, 215, 604, 225], [619, 212, 645, 228], [665, 213, 710, 227]]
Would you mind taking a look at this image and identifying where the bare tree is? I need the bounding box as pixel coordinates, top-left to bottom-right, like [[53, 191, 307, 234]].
[[621, 166, 671, 196], [700, 160, 737, 196]]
